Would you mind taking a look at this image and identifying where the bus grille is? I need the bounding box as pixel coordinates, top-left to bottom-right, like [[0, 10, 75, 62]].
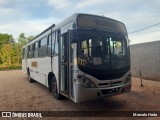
[[98, 81, 122, 87]]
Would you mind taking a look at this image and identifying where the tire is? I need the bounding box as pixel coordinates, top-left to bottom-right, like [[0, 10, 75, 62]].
[[51, 77, 62, 100], [27, 69, 34, 83]]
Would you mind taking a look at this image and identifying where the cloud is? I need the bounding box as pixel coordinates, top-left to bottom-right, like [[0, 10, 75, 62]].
[[0, 17, 59, 41], [48, 0, 72, 10], [0, 7, 29, 24], [0, 0, 8, 4], [75, 0, 106, 9], [0, 0, 160, 44], [130, 30, 160, 44]]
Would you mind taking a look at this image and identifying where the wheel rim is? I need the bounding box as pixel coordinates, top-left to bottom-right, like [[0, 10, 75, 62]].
[[53, 81, 57, 93], [52, 79, 58, 98], [28, 72, 30, 80]]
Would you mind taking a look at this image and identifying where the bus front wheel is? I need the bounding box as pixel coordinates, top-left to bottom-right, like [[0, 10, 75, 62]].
[[51, 77, 62, 100]]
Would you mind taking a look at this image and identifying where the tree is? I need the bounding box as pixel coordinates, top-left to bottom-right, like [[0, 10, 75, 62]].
[[0, 33, 15, 46], [18, 33, 27, 46], [28, 36, 35, 42], [0, 44, 13, 66], [0, 32, 35, 68], [10, 35, 15, 44], [0, 33, 15, 64], [13, 43, 22, 65], [17, 33, 28, 65]]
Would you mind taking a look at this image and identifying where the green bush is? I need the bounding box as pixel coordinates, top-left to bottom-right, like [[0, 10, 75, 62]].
[[0, 65, 22, 70]]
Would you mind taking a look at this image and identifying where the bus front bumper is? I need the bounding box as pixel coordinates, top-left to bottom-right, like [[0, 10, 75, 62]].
[[74, 82, 131, 103]]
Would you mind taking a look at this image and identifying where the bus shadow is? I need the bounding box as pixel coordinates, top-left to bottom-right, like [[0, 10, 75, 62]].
[[60, 97, 125, 111], [78, 98, 124, 111], [29, 80, 125, 111]]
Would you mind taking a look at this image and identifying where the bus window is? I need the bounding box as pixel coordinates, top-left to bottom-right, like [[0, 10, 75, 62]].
[[54, 42, 59, 56], [60, 33, 67, 62], [81, 40, 88, 56], [38, 40, 41, 48], [92, 38, 103, 58], [89, 39, 92, 57], [39, 37, 47, 57], [47, 35, 51, 56], [70, 44, 74, 63], [53, 32, 59, 56], [28, 44, 33, 58], [52, 32, 55, 56], [109, 35, 126, 56], [38, 40, 41, 57], [34, 42, 38, 58]]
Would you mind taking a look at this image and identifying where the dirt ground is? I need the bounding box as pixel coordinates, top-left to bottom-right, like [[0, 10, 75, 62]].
[[0, 70, 160, 120]]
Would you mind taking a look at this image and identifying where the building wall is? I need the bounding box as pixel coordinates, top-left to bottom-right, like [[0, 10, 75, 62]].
[[130, 41, 160, 81]]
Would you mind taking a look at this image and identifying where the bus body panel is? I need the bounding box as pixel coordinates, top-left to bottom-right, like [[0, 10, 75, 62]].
[[35, 57, 51, 86], [26, 57, 51, 86]]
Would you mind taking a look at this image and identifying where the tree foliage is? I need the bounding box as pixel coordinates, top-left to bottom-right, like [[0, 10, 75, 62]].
[[0, 34, 15, 46], [28, 36, 35, 42], [0, 33, 34, 69], [0, 44, 13, 66], [18, 33, 27, 46]]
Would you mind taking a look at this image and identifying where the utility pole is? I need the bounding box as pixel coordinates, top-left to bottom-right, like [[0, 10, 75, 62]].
[[139, 70, 144, 87]]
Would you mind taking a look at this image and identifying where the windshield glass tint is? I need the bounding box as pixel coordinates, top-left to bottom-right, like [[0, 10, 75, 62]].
[[77, 29, 130, 79]]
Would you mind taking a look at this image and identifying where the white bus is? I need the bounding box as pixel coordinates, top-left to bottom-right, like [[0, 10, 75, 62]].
[[22, 13, 131, 103]]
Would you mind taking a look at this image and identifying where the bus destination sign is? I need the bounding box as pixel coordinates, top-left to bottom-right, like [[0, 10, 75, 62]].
[[77, 14, 127, 33]]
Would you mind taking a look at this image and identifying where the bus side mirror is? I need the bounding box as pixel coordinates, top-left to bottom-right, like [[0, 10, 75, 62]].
[[68, 29, 77, 43]]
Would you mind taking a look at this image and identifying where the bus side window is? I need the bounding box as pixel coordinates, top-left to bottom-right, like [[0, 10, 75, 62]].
[[47, 35, 51, 56], [39, 37, 47, 57], [29, 44, 33, 58], [31, 44, 33, 58], [54, 32, 59, 56], [54, 42, 59, 56], [34, 42, 38, 58], [33, 43, 35, 57], [70, 44, 74, 63], [51, 32, 55, 56], [38, 40, 41, 57]]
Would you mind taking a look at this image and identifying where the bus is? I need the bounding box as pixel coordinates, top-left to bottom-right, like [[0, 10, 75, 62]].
[[22, 13, 131, 103]]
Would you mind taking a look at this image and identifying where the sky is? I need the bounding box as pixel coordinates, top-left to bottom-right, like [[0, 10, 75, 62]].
[[0, 0, 160, 44]]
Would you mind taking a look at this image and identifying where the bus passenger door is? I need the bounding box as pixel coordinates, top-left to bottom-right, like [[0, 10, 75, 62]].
[[59, 30, 75, 100], [59, 33, 69, 96], [68, 29, 76, 101]]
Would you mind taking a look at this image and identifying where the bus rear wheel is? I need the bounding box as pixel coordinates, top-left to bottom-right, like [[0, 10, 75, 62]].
[[27, 69, 34, 83], [51, 77, 62, 100]]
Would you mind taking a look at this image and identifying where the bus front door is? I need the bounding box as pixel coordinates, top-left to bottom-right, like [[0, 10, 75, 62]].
[[59, 31, 75, 100], [59, 33, 69, 97]]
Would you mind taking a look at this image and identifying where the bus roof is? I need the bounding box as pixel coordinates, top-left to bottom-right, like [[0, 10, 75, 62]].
[[52, 13, 127, 33], [28, 13, 127, 44]]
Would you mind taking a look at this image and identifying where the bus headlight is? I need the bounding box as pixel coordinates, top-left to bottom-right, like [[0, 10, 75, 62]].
[[81, 77, 96, 88], [124, 74, 131, 83]]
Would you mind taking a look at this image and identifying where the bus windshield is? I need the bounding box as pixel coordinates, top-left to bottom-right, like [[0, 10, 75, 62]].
[[77, 29, 130, 80]]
